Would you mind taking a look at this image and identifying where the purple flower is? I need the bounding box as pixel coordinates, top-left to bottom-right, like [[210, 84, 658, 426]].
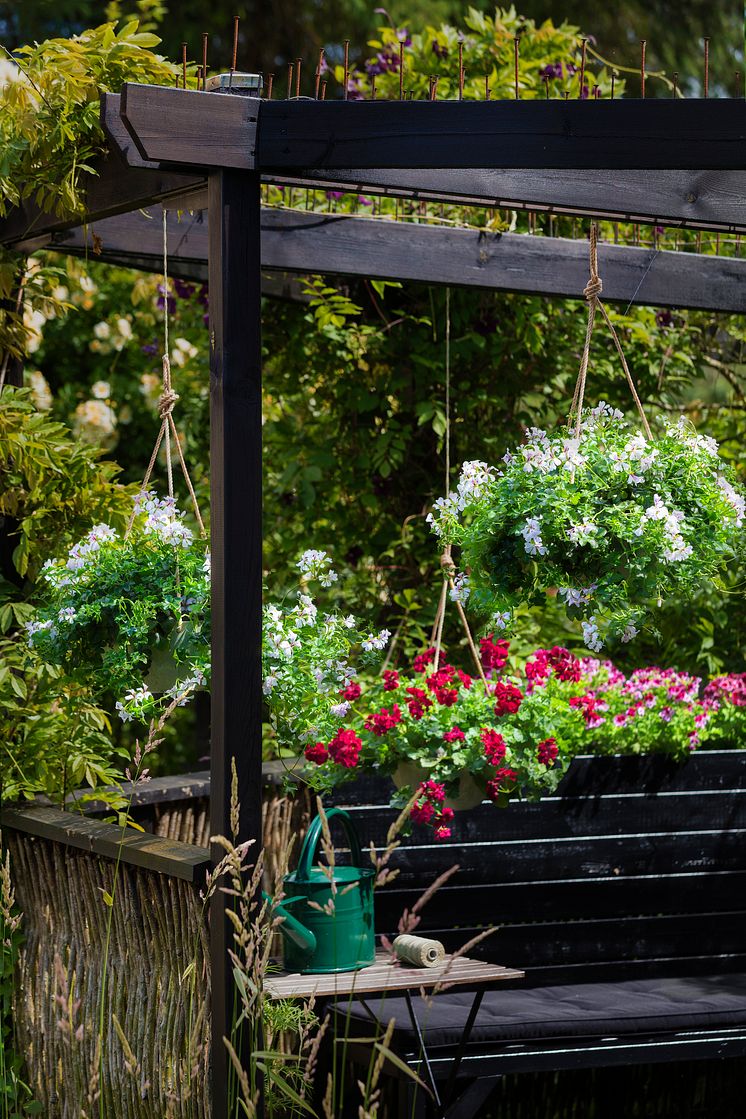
[[173, 278, 195, 300], [396, 28, 411, 46], [326, 191, 345, 201], [432, 40, 448, 59], [141, 342, 158, 356], [659, 706, 673, 722], [357, 196, 373, 206], [540, 62, 563, 80], [656, 310, 674, 329]]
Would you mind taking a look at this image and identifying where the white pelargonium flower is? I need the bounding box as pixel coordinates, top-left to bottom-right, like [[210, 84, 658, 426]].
[[361, 629, 391, 653]]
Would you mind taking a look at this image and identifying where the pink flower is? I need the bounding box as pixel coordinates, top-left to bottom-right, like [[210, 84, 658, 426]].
[[443, 726, 465, 743], [304, 742, 328, 765], [328, 728, 362, 768], [434, 825, 452, 840]]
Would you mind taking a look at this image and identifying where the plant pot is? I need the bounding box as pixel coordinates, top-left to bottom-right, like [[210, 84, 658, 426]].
[[393, 761, 487, 811], [145, 641, 185, 694]]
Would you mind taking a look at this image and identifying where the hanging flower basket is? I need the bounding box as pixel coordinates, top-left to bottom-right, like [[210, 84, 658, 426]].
[[28, 493, 211, 721], [428, 413, 744, 652], [427, 225, 745, 654]]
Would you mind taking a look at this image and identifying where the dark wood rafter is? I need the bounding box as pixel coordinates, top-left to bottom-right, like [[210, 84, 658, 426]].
[[49, 207, 746, 314], [270, 168, 746, 233], [2, 93, 745, 253], [117, 84, 746, 172]]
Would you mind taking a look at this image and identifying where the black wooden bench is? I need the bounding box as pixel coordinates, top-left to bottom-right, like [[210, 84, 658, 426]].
[[329, 750, 746, 1117]]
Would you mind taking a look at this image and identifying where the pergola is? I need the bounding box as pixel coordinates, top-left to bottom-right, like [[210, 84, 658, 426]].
[[1, 82, 744, 1117]]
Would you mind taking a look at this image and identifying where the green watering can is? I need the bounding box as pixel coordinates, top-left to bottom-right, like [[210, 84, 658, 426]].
[[269, 807, 375, 975]]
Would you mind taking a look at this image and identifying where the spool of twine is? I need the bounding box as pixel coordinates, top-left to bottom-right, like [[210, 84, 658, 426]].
[[393, 934, 446, 968]]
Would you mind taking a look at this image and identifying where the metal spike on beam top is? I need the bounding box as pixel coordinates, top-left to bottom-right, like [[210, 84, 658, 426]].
[[47, 207, 746, 314], [116, 84, 746, 171]]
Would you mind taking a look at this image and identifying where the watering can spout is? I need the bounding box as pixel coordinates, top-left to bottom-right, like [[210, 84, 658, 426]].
[[263, 892, 317, 960]]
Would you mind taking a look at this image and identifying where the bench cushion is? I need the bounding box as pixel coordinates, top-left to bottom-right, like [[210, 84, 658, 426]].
[[339, 973, 746, 1048]]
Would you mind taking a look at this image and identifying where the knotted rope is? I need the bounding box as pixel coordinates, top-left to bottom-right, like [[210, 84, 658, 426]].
[[126, 209, 206, 540], [568, 222, 653, 441]]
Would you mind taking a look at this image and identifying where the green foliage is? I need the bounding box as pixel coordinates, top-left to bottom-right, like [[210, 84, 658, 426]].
[[0, 21, 179, 219], [0, 387, 135, 802], [263, 550, 388, 751], [0, 386, 133, 583], [431, 409, 745, 651], [0, 633, 125, 803], [28, 494, 210, 721], [344, 6, 622, 100]]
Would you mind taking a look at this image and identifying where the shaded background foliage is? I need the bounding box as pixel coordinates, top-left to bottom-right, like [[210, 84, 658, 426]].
[[0, 2, 745, 792], [3, 0, 742, 96]]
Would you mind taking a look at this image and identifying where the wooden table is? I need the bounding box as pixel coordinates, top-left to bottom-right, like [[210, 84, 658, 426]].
[[265, 951, 524, 1118], [265, 949, 523, 1000]]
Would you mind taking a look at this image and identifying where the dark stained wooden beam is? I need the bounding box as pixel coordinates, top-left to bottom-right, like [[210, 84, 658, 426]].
[[0, 804, 211, 882], [50, 208, 746, 314], [117, 85, 746, 172], [272, 168, 746, 233], [0, 94, 741, 250], [120, 83, 258, 169], [208, 167, 264, 1117]]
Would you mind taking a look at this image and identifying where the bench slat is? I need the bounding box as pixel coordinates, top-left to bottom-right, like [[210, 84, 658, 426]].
[[373, 870, 746, 927]]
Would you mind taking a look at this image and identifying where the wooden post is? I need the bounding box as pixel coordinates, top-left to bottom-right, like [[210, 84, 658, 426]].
[[208, 168, 263, 1118]]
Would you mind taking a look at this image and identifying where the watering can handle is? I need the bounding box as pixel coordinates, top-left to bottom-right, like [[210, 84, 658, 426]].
[[295, 807, 365, 882]]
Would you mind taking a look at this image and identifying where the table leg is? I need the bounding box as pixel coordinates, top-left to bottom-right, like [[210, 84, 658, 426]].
[[441, 989, 485, 1112], [404, 988, 442, 1115]]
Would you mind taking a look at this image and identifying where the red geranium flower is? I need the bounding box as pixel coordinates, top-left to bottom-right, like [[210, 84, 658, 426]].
[[365, 703, 403, 736], [537, 737, 558, 766], [494, 681, 523, 716], [486, 768, 518, 800], [443, 726, 465, 743], [434, 686, 459, 707], [382, 669, 400, 691], [341, 682, 361, 701], [304, 742, 328, 765], [480, 634, 510, 671], [328, 728, 362, 768], [481, 728, 506, 764], [413, 647, 436, 673]]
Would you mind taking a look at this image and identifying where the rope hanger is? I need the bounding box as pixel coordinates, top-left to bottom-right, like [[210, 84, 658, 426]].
[[429, 222, 654, 687], [568, 222, 652, 440], [126, 208, 206, 539]]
